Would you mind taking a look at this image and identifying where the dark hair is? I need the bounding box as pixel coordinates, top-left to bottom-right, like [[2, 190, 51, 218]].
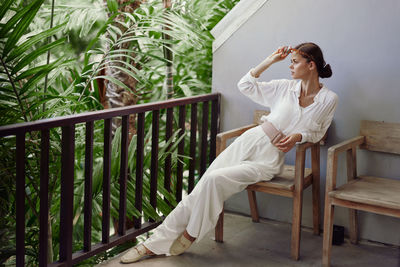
[[294, 42, 332, 78]]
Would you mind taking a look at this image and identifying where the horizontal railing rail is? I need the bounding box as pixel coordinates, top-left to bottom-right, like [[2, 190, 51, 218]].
[[0, 93, 220, 267]]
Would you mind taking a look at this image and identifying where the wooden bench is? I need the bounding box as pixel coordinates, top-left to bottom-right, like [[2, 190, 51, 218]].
[[322, 120, 400, 266], [214, 110, 323, 260]]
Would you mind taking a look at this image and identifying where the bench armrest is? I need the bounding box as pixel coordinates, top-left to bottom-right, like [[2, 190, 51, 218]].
[[326, 136, 365, 192], [216, 124, 258, 155]]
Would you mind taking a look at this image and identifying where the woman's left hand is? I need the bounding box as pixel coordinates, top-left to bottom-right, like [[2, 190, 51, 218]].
[[275, 134, 302, 152]]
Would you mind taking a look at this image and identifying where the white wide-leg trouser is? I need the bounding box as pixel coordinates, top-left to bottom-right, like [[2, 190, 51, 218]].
[[144, 126, 285, 255]]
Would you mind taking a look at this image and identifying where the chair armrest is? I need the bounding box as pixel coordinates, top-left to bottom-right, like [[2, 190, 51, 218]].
[[327, 136, 365, 155], [326, 136, 365, 192], [216, 124, 258, 155]]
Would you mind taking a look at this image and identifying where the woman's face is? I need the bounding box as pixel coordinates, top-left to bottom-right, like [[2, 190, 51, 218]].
[[289, 52, 312, 80]]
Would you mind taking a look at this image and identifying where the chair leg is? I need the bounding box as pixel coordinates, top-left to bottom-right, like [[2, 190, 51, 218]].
[[349, 209, 358, 244], [322, 199, 335, 267], [247, 190, 260, 222], [215, 208, 224, 243], [312, 178, 321, 235], [291, 190, 303, 261]]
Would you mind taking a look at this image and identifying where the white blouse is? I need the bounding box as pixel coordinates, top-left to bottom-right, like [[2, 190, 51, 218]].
[[237, 70, 338, 144]]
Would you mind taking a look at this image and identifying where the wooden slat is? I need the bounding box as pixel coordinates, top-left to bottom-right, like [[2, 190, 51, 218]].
[[246, 185, 293, 198], [84, 122, 93, 251], [331, 198, 400, 218], [16, 134, 25, 267], [59, 125, 75, 264], [200, 101, 209, 176], [176, 105, 186, 201], [164, 108, 173, 194], [247, 165, 312, 191], [209, 98, 219, 164], [329, 176, 400, 210], [188, 103, 197, 193], [118, 116, 129, 235], [150, 110, 159, 220], [360, 120, 400, 154], [134, 113, 145, 229], [39, 129, 50, 265], [102, 119, 111, 243]]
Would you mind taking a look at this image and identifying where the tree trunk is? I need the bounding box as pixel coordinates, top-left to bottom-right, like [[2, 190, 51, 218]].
[[102, 0, 142, 139], [163, 0, 173, 99]]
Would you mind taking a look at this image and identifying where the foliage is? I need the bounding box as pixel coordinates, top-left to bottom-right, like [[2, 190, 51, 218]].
[[0, 0, 240, 265]]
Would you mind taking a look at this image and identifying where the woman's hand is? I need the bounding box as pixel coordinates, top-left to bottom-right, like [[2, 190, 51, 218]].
[[275, 133, 302, 153], [251, 45, 292, 78], [268, 46, 292, 63]]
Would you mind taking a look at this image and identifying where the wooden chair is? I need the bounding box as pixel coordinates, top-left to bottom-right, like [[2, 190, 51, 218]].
[[214, 110, 322, 260], [322, 120, 400, 267]]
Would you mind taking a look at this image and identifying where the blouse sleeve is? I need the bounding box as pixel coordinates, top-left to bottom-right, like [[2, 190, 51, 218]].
[[299, 93, 338, 144], [237, 70, 290, 108]]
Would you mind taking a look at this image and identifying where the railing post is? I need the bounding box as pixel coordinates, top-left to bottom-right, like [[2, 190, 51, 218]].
[[84, 122, 93, 252], [102, 119, 112, 244], [16, 133, 25, 267], [39, 129, 50, 266], [164, 108, 173, 195], [118, 116, 129, 235], [134, 112, 145, 229], [200, 101, 209, 176], [150, 110, 160, 221], [59, 125, 75, 265], [209, 97, 220, 164], [188, 103, 197, 193], [176, 105, 186, 201]]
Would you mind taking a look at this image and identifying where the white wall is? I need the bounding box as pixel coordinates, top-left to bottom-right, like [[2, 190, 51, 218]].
[[212, 0, 400, 245]]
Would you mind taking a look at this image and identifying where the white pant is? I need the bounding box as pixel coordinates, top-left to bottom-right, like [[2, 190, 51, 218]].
[[144, 126, 285, 255]]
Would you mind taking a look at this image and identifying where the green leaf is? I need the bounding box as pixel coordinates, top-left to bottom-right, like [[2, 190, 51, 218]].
[[19, 57, 71, 95], [14, 57, 73, 82], [12, 37, 66, 75], [0, 0, 14, 22], [2, 0, 45, 57], [107, 0, 118, 13], [6, 22, 67, 63], [0, 0, 35, 38]]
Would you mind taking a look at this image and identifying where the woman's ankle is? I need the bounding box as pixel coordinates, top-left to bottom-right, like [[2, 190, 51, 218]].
[[143, 245, 154, 255], [183, 230, 196, 242]]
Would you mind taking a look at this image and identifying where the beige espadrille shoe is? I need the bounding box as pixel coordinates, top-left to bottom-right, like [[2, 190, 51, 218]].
[[120, 244, 154, 263], [170, 234, 193, 256]]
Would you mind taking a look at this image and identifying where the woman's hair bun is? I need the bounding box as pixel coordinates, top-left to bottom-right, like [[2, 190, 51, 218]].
[[320, 64, 332, 78], [294, 42, 332, 78]]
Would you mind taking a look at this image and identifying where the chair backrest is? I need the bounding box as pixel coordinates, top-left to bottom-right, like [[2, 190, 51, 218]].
[[360, 120, 400, 155], [253, 110, 270, 124]]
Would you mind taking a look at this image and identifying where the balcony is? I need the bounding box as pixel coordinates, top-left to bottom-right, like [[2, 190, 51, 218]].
[[99, 212, 400, 267], [2, 93, 399, 267]]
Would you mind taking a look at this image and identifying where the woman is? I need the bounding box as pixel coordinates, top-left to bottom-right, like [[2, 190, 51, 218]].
[[121, 42, 338, 263]]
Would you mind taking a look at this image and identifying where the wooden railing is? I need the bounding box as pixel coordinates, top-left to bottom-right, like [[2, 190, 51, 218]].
[[0, 93, 220, 266]]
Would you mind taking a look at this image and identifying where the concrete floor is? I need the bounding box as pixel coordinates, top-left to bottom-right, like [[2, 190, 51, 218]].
[[97, 213, 400, 267]]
